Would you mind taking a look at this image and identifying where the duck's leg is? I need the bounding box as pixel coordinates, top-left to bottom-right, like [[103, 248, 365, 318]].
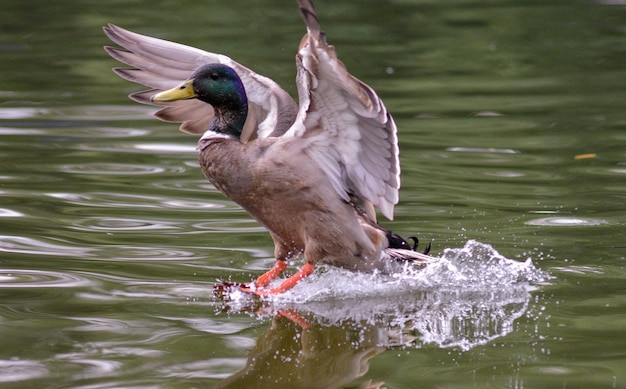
[[233, 260, 287, 295], [254, 260, 287, 287], [255, 263, 315, 297]]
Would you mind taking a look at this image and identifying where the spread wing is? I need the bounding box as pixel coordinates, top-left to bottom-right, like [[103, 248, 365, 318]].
[[103, 24, 297, 140], [285, 1, 400, 221]]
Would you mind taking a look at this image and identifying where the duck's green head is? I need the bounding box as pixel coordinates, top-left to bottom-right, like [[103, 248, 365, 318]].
[[152, 64, 248, 138]]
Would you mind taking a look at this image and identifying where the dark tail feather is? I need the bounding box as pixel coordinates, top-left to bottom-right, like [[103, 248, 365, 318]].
[[386, 231, 412, 251], [385, 231, 436, 264], [408, 236, 432, 255], [387, 231, 432, 254]]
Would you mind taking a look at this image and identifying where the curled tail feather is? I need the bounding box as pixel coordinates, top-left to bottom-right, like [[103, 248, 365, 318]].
[[385, 231, 435, 263]]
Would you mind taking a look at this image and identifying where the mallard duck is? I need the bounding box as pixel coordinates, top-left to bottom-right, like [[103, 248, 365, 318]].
[[104, 0, 436, 296]]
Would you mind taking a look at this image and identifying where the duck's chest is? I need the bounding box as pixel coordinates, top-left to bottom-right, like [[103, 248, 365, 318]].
[[198, 139, 255, 196], [197, 137, 330, 215]]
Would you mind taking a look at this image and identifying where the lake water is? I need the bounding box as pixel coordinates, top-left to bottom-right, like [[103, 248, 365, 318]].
[[1, 0, 625, 388]]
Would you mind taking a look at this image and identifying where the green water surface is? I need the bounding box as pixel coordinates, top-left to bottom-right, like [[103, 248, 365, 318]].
[[1, 0, 625, 388]]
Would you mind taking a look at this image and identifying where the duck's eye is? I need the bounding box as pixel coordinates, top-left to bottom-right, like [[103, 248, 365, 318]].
[[210, 73, 220, 80]]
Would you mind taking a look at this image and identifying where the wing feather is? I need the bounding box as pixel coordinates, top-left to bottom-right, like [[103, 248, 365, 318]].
[[287, 1, 401, 220], [105, 6, 400, 219], [103, 24, 297, 138]]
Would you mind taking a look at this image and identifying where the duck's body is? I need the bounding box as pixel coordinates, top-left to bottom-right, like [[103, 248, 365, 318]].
[[200, 134, 394, 273], [105, 0, 437, 295]]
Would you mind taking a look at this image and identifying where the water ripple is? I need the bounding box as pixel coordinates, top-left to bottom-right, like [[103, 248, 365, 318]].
[[0, 107, 52, 120], [45, 127, 150, 139], [134, 143, 197, 153], [47, 192, 231, 211], [160, 358, 246, 380], [0, 173, 65, 183], [53, 105, 157, 121], [60, 163, 166, 175], [0, 127, 45, 135], [48, 192, 163, 209], [158, 316, 249, 335], [0, 235, 93, 257], [552, 265, 604, 275], [193, 219, 265, 233], [69, 359, 124, 380], [0, 269, 93, 288], [151, 179, 215, 193], [0, 359, 48, 383], [525, 217, 609, 226], [447, 147, 520, 154], [0, 105, 156, 121], [70, 217, 180, 232], [160, 199, 226, 210], [94, 246, 201, 261], [0, 208, 23, 217], [70, 126, 150, 138], [75, 142, 196, 154]]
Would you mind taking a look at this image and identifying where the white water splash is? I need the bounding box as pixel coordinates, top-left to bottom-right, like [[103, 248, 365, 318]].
[[221, 240, 550, 351]]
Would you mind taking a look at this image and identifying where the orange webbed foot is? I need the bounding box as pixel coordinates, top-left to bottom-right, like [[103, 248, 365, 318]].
[[253, 263, 315, 297], [219, 262, 315, 297]]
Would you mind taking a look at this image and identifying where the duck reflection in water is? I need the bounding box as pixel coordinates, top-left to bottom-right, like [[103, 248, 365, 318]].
[[214, 313, 390, 389]]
